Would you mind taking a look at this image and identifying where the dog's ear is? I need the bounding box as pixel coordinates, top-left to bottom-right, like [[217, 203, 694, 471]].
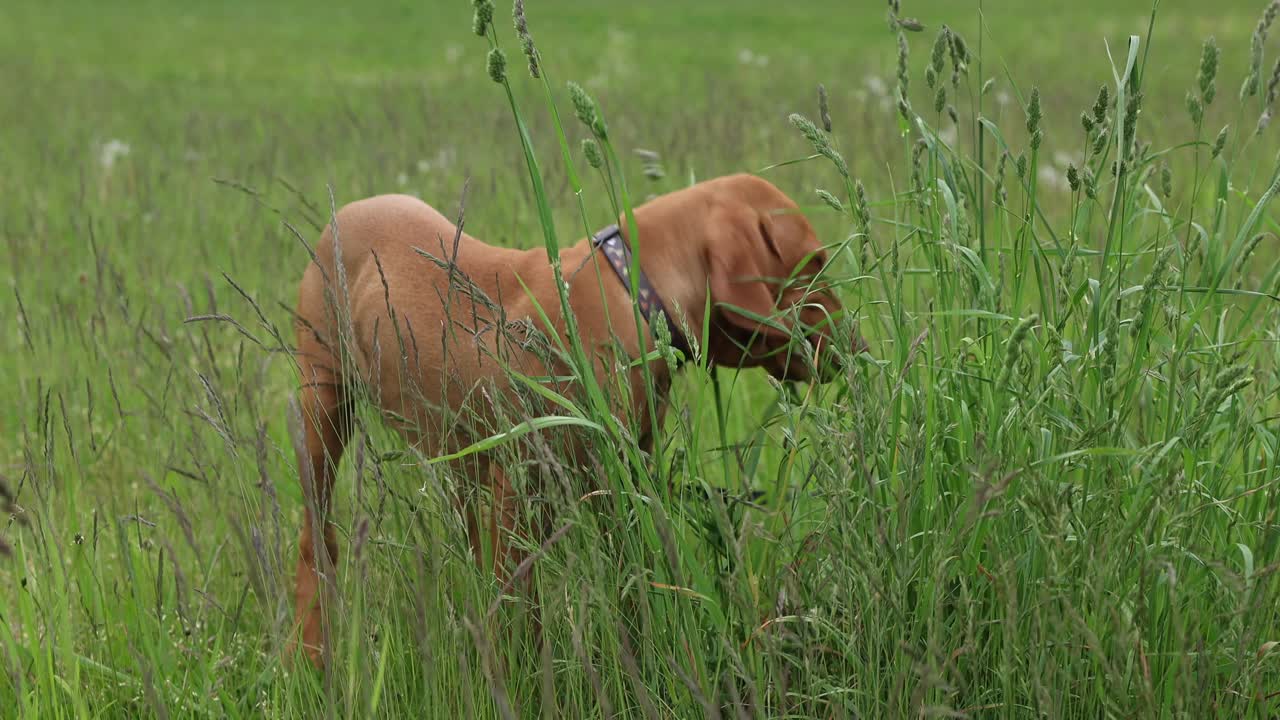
[[706, 208, 793, 339]]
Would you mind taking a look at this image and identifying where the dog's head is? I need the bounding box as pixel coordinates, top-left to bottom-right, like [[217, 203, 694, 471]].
[[698, 175, 864, 382]]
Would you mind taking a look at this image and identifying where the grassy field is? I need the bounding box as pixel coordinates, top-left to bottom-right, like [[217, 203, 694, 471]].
[[4, 0, 1280, 716]]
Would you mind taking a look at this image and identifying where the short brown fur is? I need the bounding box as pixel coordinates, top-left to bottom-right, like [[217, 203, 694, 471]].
[[288, 173, 852, 667]]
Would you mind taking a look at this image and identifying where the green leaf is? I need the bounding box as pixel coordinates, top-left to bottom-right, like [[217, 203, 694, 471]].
[[425, 415, 605, 464]]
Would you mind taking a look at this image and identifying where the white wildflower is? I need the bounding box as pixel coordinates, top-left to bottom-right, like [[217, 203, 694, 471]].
[[1038, 164, 1068, 192], [98, 139, 131, 170]]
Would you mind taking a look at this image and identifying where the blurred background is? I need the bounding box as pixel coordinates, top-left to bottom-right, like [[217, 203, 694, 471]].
[[5, 0, 1271, 454]]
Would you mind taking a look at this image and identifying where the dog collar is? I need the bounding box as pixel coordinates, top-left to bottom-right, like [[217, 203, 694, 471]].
[[590, 224, 692, 362]]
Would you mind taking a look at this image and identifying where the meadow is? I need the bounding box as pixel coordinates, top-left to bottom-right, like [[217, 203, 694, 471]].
[[3, 0, 1280, 716]]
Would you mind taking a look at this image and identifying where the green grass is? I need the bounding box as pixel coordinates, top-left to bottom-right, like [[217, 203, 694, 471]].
[[4, 0, 1280, 716]]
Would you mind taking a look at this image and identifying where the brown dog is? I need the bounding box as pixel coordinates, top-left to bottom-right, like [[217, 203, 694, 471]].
[[288, 173, 854, 667]]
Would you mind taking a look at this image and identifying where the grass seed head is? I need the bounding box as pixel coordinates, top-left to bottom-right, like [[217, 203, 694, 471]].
[[473, 0, 495, 36], [816, 189, 844, 213], [1259, 59, 1280, 133], [1131, 265, 1163, 338], [486, 47, 507, 83], [521, 35, 539, 77], [818, 84, 832, 132], [1081, 111, 1095, 134], [896, 32, 911, 93], [897, 92, 913, 123], [1026, 87, 1042, 136], [513, 0, 539, 78], [1267, 57, 1280, 107], [854, 180, 871, 228], [581, 138, 603, 169], [995, 151, 1009, 205], [954, 192, 970, 243], [1237, 233, 1266, 272], [1160, 162, 1173, 197], [949, 29, 969, 69], [1101, 322, 1118, 383], [1130, 310, 1147, 338], [1122, 90, 1143, 148], [569, 81, 595, 124], [934, 86, 947, 114], [898, 17, 925, 32], [1199, 371, 1250, 419], [1092, 84, 1110, 125], [911, 139, 929, 211], [1067, 163, 1080, 192], [512, 0, 527, 35], [997, 314, 1039, 391], [1186, 91, 1204, 125], [1223, 377, 1254, 398], [789, 113, 849, 177], [1058, 239, 1079, 311], [1213, 364, 1249, 391], [1212, 125, 1228, 157], [929, 26, 949, 84], [568, 82, 608, 138], [789, 112, 826, 149], [1091, 125, 1110, 156], [1147, 243, 1174, 287], [1010, 313, 1037, 345], [1258, 0, 1280, 43], [1243, 32, 1264, 99], [1198, 36, 1219, 104]]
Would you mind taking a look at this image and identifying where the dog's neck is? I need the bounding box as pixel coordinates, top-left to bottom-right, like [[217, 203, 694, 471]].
[[609, 202, 712, 357], [590, 224, 692, 360]]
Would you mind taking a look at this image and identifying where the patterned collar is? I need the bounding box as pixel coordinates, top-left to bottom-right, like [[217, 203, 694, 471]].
[[590, 223, 691, 361]]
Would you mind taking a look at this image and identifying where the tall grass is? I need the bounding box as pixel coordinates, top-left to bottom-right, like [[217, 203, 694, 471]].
[[3, 0, 1280, 717]]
